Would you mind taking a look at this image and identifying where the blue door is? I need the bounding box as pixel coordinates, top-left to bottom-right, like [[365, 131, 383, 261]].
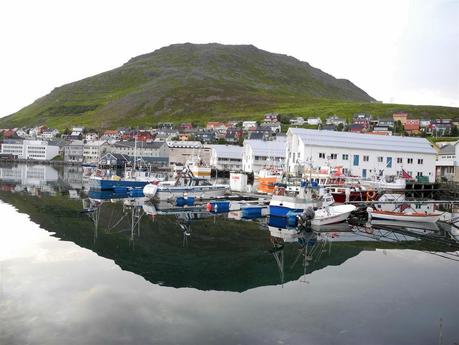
[[362, 169, 367, 178], [353, 154, 359, 166], [386, 157, 392, 168]]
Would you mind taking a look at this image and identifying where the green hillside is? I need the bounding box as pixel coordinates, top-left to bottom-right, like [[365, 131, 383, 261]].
[[0, 43, 458, 129]]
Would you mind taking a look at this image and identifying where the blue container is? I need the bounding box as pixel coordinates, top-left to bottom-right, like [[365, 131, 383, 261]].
[[176, 196, 196, 206], [208, 201, 230, 213], [185, 197, 195, 206], [286, 210, 302, 227], [241, 206, 263, 219]]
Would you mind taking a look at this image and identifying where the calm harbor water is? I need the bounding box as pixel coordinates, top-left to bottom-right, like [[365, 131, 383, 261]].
[[0, 163, 458, 345]]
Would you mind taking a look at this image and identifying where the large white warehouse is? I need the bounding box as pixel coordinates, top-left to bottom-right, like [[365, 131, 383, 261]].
[[286, 128, 437, 182]]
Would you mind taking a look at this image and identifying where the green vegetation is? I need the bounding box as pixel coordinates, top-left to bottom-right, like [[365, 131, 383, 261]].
[[1, 43, 458, 130], [427, 136, 459, 143]]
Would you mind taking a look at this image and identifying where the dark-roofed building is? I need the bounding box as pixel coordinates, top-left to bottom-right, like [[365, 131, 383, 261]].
[[108, 141, 169, 161], [98, 153, 129, 168]]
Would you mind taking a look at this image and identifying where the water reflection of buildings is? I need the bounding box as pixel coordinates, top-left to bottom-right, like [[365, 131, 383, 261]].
[[0, 164, 58, 186], [0, 163, 91, 196]]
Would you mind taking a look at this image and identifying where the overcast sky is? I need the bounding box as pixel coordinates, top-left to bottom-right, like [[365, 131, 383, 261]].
[[0, 0, 457, 118]]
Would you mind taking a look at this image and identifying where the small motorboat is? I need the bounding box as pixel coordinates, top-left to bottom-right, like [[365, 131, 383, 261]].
[[367, 208, 443, 223], [311, 205, 357, 226], [269, 184, 334, 217]]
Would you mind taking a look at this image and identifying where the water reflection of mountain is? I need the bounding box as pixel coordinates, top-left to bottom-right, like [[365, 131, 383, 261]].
[[0, 189, 457, 292]]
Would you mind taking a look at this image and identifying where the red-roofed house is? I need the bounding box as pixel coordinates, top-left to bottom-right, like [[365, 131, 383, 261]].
[[404, 119, 420, 134]]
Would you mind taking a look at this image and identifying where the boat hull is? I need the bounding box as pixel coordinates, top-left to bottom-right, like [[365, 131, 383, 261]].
[[311, 205, 356, 226], [369, 211, 442, 223], [269, 196, 321, 217], [331, 191, 379, 203], [90, 178, 149, 191]]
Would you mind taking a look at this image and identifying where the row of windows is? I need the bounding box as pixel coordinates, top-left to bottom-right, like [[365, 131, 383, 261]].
[[317, 152, 424, 165]]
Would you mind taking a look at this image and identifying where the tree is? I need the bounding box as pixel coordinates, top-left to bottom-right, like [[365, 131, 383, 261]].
[[337, 123, 344, 132], [451, 125, 458, 137], [63, 127, 71, 135]]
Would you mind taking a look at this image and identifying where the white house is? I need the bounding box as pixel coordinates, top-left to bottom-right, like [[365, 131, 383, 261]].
[[209, 145, 244, 171], [83, 140, 109, 163], [435, 144, 456, 181], [286, 128, 437, 182], [290, 117, 305, 125], [307, 117, 322, 126], [242, 121, 257, 131], [1, 139, 60, 160], [242, 137, 286, 173]]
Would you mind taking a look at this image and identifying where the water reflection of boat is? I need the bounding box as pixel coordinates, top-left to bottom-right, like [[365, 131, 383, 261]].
[[370, 219, 440, 232]]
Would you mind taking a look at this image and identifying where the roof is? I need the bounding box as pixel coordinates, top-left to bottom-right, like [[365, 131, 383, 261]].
[[84, 140, 107, 147], [167, 141, 202, 148], [114, 141, 165, 149], [438, 144, 455, 155], [288, 128, 436, 155], [208, 145, 243, 159], [244, 137, 286, 157]]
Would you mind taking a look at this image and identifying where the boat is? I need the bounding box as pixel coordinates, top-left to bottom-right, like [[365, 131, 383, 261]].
[[361, 176, 406, 190], [329, 185, 379, 203], [268, 183, 334, 217], [256, 168, 283, 193], [143, 170, 229, 201], [89, 167, 158, 190], [186, 157, 211, 179], [311, 205, 357, 226], [367, 208, 443, 223]]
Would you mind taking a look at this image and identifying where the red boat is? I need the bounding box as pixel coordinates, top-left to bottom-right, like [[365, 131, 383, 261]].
[[329, 187, 379, 203]]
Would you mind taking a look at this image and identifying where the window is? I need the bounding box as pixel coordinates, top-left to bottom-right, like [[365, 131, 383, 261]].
[[418, 159, 423, 164], [363, 155, 369, 162], [330, 153, 337, 160], [397, 157, 403, 164], [342, 154, 349, 160], [407, 158, 413, 164], [319, 153, 325, 159], [377, 156, 383, 163], [417, 172, 423, 177], [386, 157, 392, 168], [353, 155, 359, 166]]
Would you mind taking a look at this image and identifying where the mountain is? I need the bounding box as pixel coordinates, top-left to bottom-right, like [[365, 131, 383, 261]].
[[0, 43, 377, 128], [1, 43, 458, 129]]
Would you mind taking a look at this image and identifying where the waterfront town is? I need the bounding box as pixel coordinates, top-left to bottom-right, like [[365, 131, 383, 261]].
[[0, 111, 458, 182]]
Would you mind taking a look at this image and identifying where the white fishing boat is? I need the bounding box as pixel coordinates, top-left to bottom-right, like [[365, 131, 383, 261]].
[[367, 208, 443, 223], [143, 175, 229, 201], [311, 204, 357, 226], [269, 184, 334, 217]]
